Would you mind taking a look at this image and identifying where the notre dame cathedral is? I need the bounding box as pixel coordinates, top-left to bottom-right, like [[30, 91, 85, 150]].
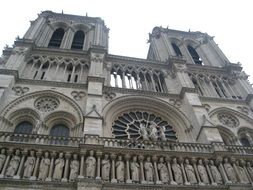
[[0, 10, 252, 190]]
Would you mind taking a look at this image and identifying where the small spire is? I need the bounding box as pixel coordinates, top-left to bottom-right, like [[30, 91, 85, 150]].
[[86, 12, 88, 17], [61, 10, 64, 14]]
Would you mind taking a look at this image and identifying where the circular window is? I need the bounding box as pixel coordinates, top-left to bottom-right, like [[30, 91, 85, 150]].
[[34, 96, 60, 112], [112, 111, 177, 141], [217, 113, 239, 128]]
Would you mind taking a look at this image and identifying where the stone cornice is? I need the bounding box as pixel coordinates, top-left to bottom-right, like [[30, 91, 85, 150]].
[[200, 96, 247, 104], [103, 86, 179, 99], [18, 78, 87, 89]]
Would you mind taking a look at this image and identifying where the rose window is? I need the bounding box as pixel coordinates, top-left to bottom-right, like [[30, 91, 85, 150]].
[[35, 96, 60, 112], [217, 113, 239, 128], [112, 111, 177, 141]]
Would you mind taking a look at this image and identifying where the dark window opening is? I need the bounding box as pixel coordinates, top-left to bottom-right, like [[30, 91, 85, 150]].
[[48, 28, 64, 48], [187, 45, 202, 65], [67, 74, 71, 82], [74, 75, 78, 82], [14, 121, 33, 134], [71, 30, 85, 50], [50, 124, 70, 145], [171, 43, 182, 57], [41, 72, 45, 80], [240, 137, 251, 147], [33, 71, 38, 79], [192, 78, 203, 96]]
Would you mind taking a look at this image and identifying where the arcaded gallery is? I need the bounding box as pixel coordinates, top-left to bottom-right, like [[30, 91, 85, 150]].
[[0, 11, 253, 190]]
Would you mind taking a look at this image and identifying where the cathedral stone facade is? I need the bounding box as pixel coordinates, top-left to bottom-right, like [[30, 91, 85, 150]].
[[0, 11, 252, 190]]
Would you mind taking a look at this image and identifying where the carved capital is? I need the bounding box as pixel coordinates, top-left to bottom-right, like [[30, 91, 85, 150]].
[[96, 151, 103, 157], [110, 153, 117, 160], [138, 155, 144, 161], [165, 156, 171, 163], [124, 154, 131, 161]]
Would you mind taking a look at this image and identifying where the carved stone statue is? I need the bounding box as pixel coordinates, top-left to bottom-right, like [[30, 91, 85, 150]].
[[144, 157, 154, 183], [197, 159, 209, 184], [246, 162, 253, 180], [116, 155, 124, 182], [148, 122, 158, 141], [236, 161, 249, 184], [140, 123, 148, 140], [0, 149, 6, 172], [5, 150, 21, 177], [23, 150, 36, 178], [157, 157, 169, 183], [209, 160, 222, 184], [101, 154, 111, 181], [38, 152, 50, 180], [53, 152, 65, 181], [69, 154, 79, 181], [223, 158, 237, 183], [159, 126, 166, 141], [184, 159, 197, 184], [171, 157, 183, 184], [130, 156, 140, 183], [85, 150, 96, 178]]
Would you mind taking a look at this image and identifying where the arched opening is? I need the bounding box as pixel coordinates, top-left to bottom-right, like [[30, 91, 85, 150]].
[[48, 28, 64, 48], [171, 43, 182, 57], [187, 45, 202, 65], [50, 124, 70, 137], [49, 124, 70, 145], [14, 121, 33, 134], [240, 137, 251, 147], [71, 30, 85, 50]]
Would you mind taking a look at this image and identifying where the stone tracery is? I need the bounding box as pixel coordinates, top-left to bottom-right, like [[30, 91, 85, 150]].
[[112, 111, 177, 141]]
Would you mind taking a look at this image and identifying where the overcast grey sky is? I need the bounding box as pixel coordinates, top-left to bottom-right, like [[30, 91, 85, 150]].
[[1, 0, 252, 83]]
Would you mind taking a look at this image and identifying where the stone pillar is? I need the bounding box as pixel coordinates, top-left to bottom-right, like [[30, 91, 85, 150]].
[[231, 158, 239, 183], [30, 150, 42, 180], [191, 158, 202, 185], [179, 158, 190, 185], [204, 159, 216, 185], [0, 149, 12, 178], [13, 150, 27, 179], [165, 156, 176, 185], [125, 154, 132, 183], [153, 156, 162, 184], [95, 151, 102, 180], [138, 155, 146, 184], [216, 157, 231, 184], [78, 152, 86, 179], [45, 151, 56, 181], [62, 153, 71, 182], [110, 153, 117, 183], [240, 159, 252, 185]]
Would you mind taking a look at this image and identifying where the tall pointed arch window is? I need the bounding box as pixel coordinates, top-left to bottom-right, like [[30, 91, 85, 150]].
[[14, 121, 33, 134], [48, 28, 65, 48], [171, 43, 182, 57], [187, 45, 202, 65], [71, 30, 85, 50]]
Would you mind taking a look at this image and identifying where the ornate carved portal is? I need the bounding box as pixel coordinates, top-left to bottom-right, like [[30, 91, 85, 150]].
[[112, 111, 177, 141]]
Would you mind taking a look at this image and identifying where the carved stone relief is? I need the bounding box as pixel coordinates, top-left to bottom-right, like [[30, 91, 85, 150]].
[[71, 91, 86, 101], [12, 86, 29, 96], [103, 92, 116, 101], [217, 113, 239, 128], [34, 96, 60, 112], [237, 106, 249, 115]]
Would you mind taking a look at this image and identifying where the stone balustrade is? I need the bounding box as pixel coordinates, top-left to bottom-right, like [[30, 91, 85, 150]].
[[0, 133, 252, 187]]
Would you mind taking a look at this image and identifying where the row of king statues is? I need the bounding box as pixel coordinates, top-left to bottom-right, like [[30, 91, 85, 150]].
[[0, 148, 253, 185]]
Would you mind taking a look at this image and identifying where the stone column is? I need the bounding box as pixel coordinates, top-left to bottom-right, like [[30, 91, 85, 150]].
[[95, 151, 102, 180], [179, 158, 190, 185], [78, 152, 86, 179], [204, 159, 216, 185], [30, 150, 42, 180], [191, 158, 202, 185], [45, 151, 56, 181], [0, 149, 12, 178], [62, 153, 71, 182], [165, 156, 176, 185], [216, 157, 231, 184], [110, 153, 117, 183], [138, 155, 145, 184], [14, 150, 27, 179], [153, 156, 162, 184], [125, 154, 132, 183]]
